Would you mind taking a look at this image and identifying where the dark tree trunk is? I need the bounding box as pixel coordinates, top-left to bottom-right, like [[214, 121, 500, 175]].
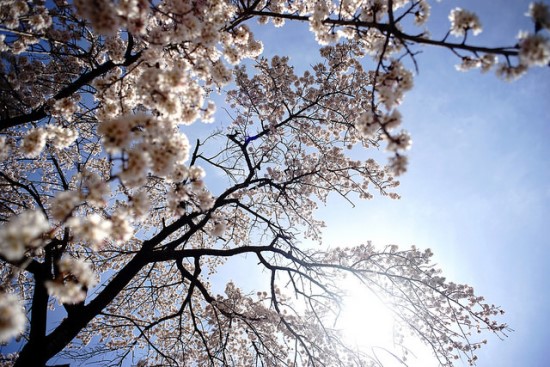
[[14, 251, 148, 367]]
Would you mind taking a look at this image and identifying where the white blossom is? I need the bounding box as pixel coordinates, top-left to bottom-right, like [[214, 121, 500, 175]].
[[0, 210, 49, 261], [46, 125, 78, 150], [21, 128, 47, 158], [0, 136, 10, 161], [130, 191, 151, 220], [120, 149, 150, 188], [383, 110, 403, 131], [51, 98, 79, 121], [518, 32, 550, 67], [210, 219, 226, 237], [81, 171, 111, 207], [28, 11, 52, 32], [170, 165, 189, 183], [50, 190, 82, 221], [0, 35, 7, 52], [356, 110, 379, 139], [0, 292, 26, 343], [189, 166, 206, 181], [110, 209, 134, 243], [197, 190, 215, 211], [456, 57, 481, 72], [496, 63, 528, 81], [105, 35, 126, 63], [67, 214, 112, 250], [387, 131, 412, 152], [527, 2, 550, 30], [480, 54, 498, 73], [449, 8, 482, 37], [74, 0, 120, 35], [414, 0, 431, 26], [388, 154, 408, 176], [202, 101, 217, 123], [98, 115, 136, 152], [45, 257, 97, 304]]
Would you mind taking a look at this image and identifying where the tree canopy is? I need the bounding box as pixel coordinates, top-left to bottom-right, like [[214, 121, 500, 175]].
[[0, 1, 548, 366]]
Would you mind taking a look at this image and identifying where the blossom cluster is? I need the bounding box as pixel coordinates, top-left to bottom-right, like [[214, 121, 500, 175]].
[[518, 32, 550, 67], [0, 0, 52, 54], [453, 2, 550, 78], [0, 210, 49, 261], [448, 8, 483, 37], [528, 1, 550, 30], [0, 292, 25, 343], [20, 125, 78, 158], [506, 3, 550, 77], [496, 4, 550, 79], [377, 61, 413, 110], [98, 114, 191, 180], [45, 257, 97, 304]]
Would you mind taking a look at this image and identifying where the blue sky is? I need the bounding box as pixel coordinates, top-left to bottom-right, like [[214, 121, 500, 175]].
[[237, 1, 550, 366]]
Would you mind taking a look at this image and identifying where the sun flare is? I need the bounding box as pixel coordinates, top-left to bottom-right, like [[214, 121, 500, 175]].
[[337, 279, 395, 349], [337, 278, 439, 367]]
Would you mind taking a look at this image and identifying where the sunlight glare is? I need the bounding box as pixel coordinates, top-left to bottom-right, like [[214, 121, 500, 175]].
[[337, 278, 439, 367], [337, 278, 395, 350]]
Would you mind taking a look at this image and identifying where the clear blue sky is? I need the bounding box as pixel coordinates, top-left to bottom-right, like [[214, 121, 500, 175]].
[[234, 1, 550, 366]]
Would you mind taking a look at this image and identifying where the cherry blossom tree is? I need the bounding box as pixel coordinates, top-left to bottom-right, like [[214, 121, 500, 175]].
[[0, 1, 548, 366]]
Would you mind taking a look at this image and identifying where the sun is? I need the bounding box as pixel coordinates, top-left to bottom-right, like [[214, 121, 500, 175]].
[[337, 278, 395, 350], [336, 278, 439, 367]]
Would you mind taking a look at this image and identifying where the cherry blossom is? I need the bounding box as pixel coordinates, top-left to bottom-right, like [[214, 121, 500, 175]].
[[518, 32, 550, 66], [0, 1, 544, 366], [0, 292, 25, 343], [45, 257, 97, 305], [449, 8, 483, 37], [0, 210, 49, 261], [527, 2, 550, 30], [66, 214, 112, 250]]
